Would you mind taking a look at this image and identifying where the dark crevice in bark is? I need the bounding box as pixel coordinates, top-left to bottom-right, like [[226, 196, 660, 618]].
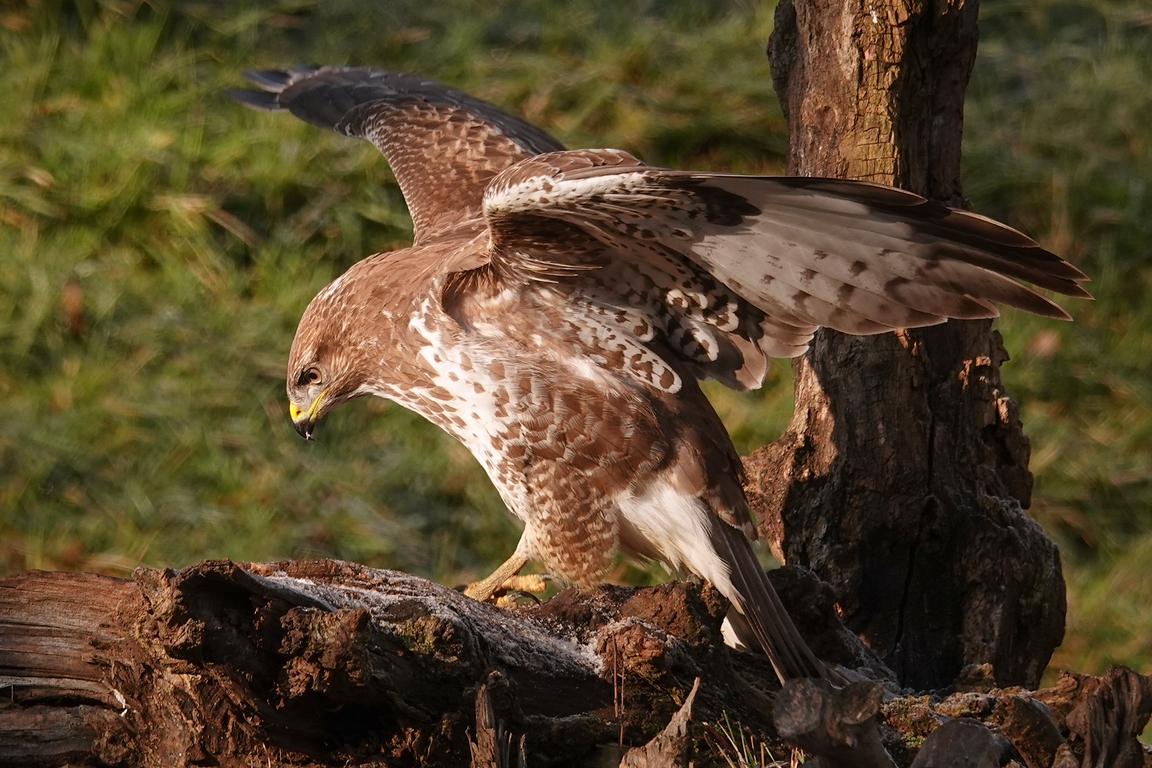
[[894, 495, 933, 687], [896, 336, 937, 687]]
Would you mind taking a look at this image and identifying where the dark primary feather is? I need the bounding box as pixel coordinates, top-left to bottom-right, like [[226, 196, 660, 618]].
[[228, 67, 564, 242], [230, 67, 562, 153], [752, 177, 1090, 297], [225, 88, 280, 111]]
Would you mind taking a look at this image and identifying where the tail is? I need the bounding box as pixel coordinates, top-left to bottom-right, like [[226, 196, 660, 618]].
[[710, 519, 834, 684]]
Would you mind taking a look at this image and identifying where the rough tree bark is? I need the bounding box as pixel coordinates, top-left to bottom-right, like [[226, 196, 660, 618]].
[[749, 0, 1066, 691], [0, 560, 837, 767]]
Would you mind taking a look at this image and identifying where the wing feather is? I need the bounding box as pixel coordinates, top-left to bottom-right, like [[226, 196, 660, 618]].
[[229, 67, 564, 243], [231, 68, 1087, 388], [474, 150, 1089, 389]]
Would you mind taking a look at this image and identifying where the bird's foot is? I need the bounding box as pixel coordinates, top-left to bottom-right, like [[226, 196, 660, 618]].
[[464, 573, 548, 606], [498, 573, 548, 595]]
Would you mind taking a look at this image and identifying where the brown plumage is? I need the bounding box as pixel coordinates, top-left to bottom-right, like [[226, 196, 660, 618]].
[[230, 67, 1089, 683]]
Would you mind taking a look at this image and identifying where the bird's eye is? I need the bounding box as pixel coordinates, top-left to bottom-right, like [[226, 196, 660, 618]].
[[298, 367, 323, 387]]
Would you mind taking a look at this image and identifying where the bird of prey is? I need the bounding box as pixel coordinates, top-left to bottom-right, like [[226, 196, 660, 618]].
[[229, 67, 1088, 683]]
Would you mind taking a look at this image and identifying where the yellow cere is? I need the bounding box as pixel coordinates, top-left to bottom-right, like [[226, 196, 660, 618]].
[[289, 391, 326, 422]]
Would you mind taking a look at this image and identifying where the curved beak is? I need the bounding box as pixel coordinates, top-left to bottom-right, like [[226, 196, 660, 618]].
[[289, 391, 326, 440], [293, 415, 315, 440]]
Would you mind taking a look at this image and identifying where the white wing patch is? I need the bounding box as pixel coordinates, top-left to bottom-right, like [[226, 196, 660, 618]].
[[483, 162, 799, 388], [485, 169, 653, 220], [554, 289, 683, 394]]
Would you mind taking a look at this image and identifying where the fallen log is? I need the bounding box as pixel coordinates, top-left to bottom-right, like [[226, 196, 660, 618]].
[[0, 560, 766, 767], [774, 678, 896, 768], [1, 560, 1149, 767]]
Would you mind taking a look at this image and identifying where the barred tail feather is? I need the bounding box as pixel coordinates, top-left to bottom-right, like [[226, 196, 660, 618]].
[[710, 519, 834, 683]]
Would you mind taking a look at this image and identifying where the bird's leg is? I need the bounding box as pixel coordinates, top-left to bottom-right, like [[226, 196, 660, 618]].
[[463, 551, 533, 603]]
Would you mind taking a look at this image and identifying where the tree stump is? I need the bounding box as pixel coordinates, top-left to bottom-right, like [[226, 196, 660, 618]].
[[756, 0, 1066, 691]]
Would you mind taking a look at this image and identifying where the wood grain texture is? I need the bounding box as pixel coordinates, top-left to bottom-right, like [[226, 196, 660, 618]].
[[0, 561, 758, 766], [774, 678, 897, 768]]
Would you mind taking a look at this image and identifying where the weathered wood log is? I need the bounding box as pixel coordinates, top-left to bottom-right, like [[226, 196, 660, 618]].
[[908, 719, 1011, 768], [0, 560, 778, 766], [2, 561, 1148, 766], [470, 676, 527, 768], [759, 0, 1066, 691], [617, 678, 699, 768], [880, 667, 1152, 768], [1044, 666, 1152, 768], [774, 678, 897, 768], [989, 693, 1068, 768]]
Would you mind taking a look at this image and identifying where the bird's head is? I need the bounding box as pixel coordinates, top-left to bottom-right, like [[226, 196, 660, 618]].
[[285, 279, 373, 440]]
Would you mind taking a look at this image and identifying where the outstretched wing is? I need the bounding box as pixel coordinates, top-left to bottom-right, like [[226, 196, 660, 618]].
[[228, 67, 564, 243], [472, 149, 1090, 391]]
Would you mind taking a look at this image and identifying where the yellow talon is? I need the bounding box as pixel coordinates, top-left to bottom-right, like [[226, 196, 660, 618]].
[[464, 567, 549, 605], [500, 574, 547, 594]]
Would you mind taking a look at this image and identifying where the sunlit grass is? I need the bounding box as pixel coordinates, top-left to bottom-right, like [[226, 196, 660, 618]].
[[1055, 532, 1152, 674], [0, 0, 1148, 681], [962, 0, 1152, 678]]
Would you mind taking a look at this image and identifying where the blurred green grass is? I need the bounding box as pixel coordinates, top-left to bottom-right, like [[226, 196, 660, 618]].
[[964, 0, 1152, 676], [0, 0, 1148, 678]]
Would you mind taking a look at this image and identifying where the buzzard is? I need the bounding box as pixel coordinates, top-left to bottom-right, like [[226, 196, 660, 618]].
[[229, 67, 1088, 683]]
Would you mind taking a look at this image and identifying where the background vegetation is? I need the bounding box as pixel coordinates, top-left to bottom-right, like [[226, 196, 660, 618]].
[[0, 0, 1148, 681]]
